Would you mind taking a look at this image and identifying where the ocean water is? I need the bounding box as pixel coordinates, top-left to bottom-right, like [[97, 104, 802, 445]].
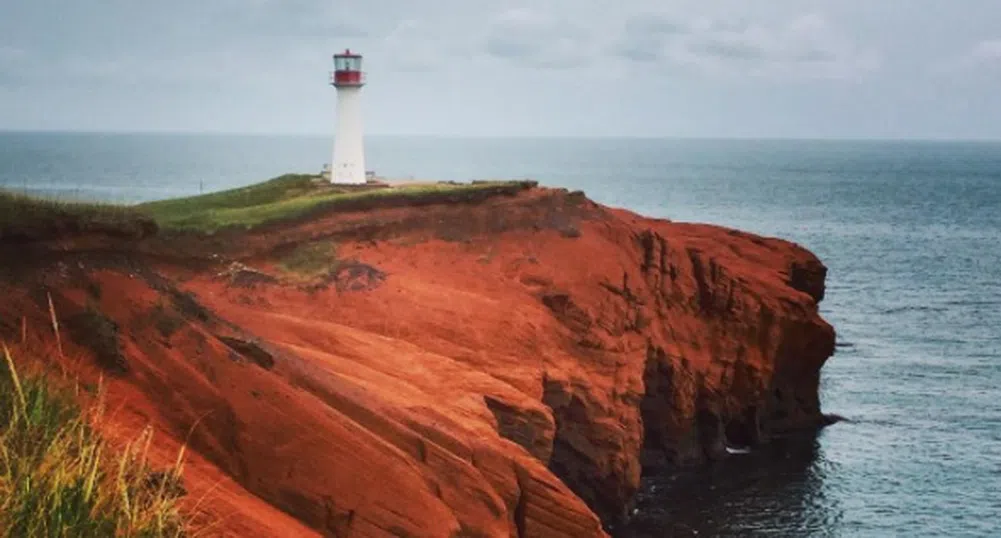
[[2, 132, 1000, 537]]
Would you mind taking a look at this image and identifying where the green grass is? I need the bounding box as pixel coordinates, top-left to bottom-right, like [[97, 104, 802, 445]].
[[137, 174, 319, 224], [278, 241, 340, 280], [0, 346, 189, 537], [0, 191, 155, 241], [3, 174, 537, 237], [139, 178, 535, 233]]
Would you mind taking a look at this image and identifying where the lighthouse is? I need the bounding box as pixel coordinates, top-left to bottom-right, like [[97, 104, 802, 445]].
[[329, 49, 366, 184]]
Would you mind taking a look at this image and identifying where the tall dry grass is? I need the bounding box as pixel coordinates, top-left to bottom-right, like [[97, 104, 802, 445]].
[[0, 345, 190, 537]]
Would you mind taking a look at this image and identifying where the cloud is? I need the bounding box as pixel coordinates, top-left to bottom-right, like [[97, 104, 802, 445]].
[[0, 47, 29, 88], [615, 15, 686, 63], [931, 39, 1001, 76], [380, 19, 457, 71], [613, 12, 879, 79], [208, 0, 369, 41], [0, 0, 384, 92], [970, 39, 1001, 63], [2, 0, 999, 138], [482, 8, 595, 69], [625, 15, 689, 38], [0, 46, 27, 62], [0, 47, 130, 89]]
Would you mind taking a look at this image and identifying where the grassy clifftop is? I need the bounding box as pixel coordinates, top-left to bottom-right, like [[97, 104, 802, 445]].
[[138, 175, 536, 233], [0, 192, 155, 242], [1, 175, 537, 238]]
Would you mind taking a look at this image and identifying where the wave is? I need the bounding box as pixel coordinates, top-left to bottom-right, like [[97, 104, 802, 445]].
[[941, 299, 1001, 307], [879, 305, 949, 315]]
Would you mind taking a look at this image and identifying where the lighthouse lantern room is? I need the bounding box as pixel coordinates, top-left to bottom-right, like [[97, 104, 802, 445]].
[[329, 49, 367, 184]]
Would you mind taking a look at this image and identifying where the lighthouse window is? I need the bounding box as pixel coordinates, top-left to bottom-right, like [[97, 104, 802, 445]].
[[334, 55, 362, 72]]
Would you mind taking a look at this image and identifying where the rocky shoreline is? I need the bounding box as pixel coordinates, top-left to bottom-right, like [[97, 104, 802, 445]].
[[0, 184, 835, 537]]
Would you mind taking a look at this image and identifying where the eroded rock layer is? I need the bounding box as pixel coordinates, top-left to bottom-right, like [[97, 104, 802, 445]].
[[0, 186, 834, 537]]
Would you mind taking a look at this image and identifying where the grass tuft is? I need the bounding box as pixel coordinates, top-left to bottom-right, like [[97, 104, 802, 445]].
[[0, 346, 189, 537], [0, 191, 157, 242], [278, 241, 340, 280]]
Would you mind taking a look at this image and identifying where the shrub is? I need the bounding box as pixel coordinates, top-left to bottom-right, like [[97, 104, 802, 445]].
[[279, 241, 339, 279]]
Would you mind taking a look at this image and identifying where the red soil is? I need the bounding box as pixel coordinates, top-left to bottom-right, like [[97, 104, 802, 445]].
[[0, 186, 835, 537]]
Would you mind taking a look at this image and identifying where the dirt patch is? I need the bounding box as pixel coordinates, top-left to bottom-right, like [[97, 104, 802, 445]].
[[543, 212, 582, 239], [292, 259, 386, 293], [168, 288, 211, 323], [217, 336, 276, 370], [217, 262, 279, 288], [330, 261, 386, 293], [148, 302, 186, 339], [65, 308, 128, 375], [540, 292, 593, 334]]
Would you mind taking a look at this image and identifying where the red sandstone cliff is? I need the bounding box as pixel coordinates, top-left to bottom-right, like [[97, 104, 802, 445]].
[[0, 186, 835, 537]]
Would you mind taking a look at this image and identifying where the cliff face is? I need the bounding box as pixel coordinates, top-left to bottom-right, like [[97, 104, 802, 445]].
[[0, 187, 835, 537]]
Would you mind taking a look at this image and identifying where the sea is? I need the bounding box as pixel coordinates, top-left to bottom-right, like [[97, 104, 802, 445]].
[[2, 132, 999, 537]]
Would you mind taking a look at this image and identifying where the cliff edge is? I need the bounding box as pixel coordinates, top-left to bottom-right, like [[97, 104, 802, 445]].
[[0, 184, 835, 537]]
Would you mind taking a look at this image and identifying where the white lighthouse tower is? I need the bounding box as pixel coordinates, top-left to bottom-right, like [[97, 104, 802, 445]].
[[329, 49, 366, 184]]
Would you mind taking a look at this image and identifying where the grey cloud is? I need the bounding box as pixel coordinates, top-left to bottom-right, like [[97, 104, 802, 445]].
[[207, 0, 369, 40], [614, 12, 878, 79], [485, 37, 537, 60], [481, 8, 593, 69], [687, 38, 766, 62], [0, 47, 27, 85], [379, 20, 455, 72], [0, 49, 27, 89], [0, 46, 117, 89], [2, 0, 1001, 138], [0, 0, 388, 93], [612, 14, 687, 62], [935, 39, 1001, 75], [793, 49, 839, 64], [971, 40, 1001, 62], [624, 15, 689, 37], [0, 46, 26, 61], [615, 43, 663, 63]]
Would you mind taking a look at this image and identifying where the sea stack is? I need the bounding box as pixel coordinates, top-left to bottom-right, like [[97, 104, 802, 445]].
[[329, 49, 366, 184]]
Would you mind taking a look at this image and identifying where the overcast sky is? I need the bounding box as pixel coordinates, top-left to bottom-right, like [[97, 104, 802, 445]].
[[1, 0, 1000, 138]]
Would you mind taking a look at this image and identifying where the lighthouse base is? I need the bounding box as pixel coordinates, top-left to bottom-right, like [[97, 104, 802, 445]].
[[330, 165, 367, 185]]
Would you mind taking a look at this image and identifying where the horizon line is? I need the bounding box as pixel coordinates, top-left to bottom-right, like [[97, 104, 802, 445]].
[[1, 128, 1000, 143]]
